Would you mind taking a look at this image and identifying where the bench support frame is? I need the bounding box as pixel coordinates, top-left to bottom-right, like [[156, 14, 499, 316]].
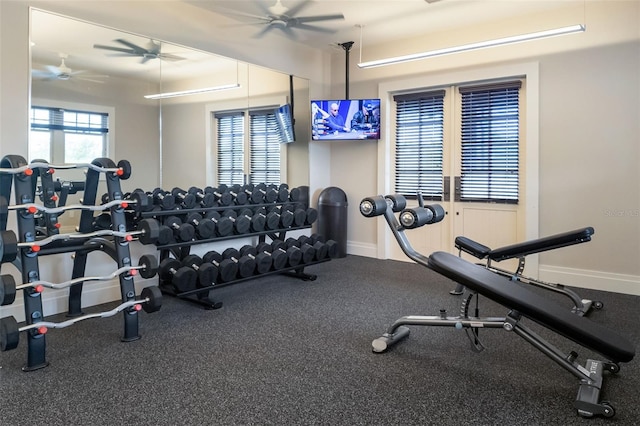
[[373, 198, 618, 418]]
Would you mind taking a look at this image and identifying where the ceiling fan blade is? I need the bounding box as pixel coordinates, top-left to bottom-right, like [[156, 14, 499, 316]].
[[114, 39, 148, 53], [31, 69, 53, 79], [295, 14, 344, 23], [45, 65, 61, 74], [253, 24, 276, 39], [93, 44, 137, 54], [292, 22, 338, 33], [158, 53, 187, 62]]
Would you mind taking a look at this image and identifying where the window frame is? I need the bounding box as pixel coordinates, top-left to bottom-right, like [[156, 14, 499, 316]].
[[213, 103, 288, 187], [29, 99, 115, 165]]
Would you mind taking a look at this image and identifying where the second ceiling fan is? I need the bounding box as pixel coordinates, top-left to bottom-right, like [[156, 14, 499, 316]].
[[228, 0, 345, 39]]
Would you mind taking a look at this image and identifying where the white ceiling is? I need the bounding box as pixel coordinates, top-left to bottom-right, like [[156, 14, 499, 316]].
[[183, 0, 574, 50], [30, 1, 578, 84]]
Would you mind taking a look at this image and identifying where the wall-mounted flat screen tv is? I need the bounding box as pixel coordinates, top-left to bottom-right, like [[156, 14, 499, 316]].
[[311, 99, 380, 141], [275, 104, 295, 144]]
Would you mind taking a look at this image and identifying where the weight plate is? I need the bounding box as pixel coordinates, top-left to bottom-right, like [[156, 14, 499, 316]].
[[141, 286, 162, 313], [0, 316, 20, 351]]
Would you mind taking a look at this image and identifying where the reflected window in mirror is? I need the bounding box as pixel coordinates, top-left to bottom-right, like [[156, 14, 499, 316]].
[[29, 105, 109, 163], [215, 107, 286, 186]]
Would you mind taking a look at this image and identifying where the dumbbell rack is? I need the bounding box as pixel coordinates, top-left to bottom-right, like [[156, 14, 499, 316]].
[[0, 155, 147, 371], [140, 194, 329, 310]]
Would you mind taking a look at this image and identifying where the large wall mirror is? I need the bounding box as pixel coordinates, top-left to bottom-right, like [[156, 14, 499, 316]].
[[29, 9, 310, 199]]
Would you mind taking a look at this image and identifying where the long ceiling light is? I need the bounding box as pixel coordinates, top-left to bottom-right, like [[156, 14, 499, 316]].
[[357, 24, 585, 69], [144, 83, 241, 100]]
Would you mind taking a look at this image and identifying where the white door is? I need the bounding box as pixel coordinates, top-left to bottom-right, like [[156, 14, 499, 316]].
[[388, 80, 525, 271]]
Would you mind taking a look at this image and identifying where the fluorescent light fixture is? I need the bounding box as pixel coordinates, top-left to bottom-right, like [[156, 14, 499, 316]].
[[144, 83, 240, 100], [358, 24, 585, 69]]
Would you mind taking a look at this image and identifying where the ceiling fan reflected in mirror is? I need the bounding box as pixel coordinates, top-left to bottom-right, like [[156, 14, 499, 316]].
[[31, 53, 108, 84], [224, 0, 345, 39], [93, 39, 186, 64]]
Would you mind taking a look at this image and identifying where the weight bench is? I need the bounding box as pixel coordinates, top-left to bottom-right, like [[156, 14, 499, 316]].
[[359, 195, 636, 418], [450, 227, 602, 316]]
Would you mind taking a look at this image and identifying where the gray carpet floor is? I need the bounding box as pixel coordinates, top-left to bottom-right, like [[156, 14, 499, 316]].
[[1, 255, 638, 425]]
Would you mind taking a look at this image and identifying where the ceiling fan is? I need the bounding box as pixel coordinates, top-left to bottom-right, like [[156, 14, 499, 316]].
[[93, 39, 186, 64], [224, 0, 345, 39], [31, 54, 108, 84]]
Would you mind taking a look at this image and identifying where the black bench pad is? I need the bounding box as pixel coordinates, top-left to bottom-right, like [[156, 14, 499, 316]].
[[456, 227, 594, 262], [428, 251, 635, 363]]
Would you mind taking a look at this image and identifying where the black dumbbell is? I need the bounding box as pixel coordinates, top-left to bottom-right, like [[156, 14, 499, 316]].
[[243, 184, 264, 204], [185, 213, 216, 240], [223, 209, 252, 235], [284, 237, 316, 264], [188, 187, 216, 208], [254, 207, 280, 230], [171, 187, 197, 209], [228, 184, 249, 205], [298, 235, 329, 260], [254, 242, 289, 270], [266, 206, 294, 229], [221, 247, 256, 278], [182, 255, 218, 288], [202, 251, 238, 283], [270, 184, 289, 203], [305, 208, 318, 225], [238, 245, 273, 274], [291, 207, 307, 227], [288, 186, 301, 202], [269, 240, 303, 267], [164, 216, 195, 242], [205, 186, 232, 206], [155, 224, 174, 246], [159, 258, 197, 293], [249, 210, 266, 232], [150, 188, 176, 210], [304, 234, 338, 259], [204, 211, 234, 237]]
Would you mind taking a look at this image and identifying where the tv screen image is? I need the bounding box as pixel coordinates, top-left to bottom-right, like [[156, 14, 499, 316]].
[[311, 99, 380, 141]]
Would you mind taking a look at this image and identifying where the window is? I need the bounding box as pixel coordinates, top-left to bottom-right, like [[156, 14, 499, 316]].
[[393, 80, 521, 203], [29, 106, 109, 163], [459, 81, 521, 203], [216, 108, 283, 186], [394, 90, 445, 200]]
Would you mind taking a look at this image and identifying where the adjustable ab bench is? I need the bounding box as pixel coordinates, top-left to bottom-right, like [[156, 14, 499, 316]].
[[450, 227, 602, 316], [359, 195, 636, 418]]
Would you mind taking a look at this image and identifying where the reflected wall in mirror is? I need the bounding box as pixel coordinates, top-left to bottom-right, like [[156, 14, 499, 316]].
[[29, 9, 309, 206]]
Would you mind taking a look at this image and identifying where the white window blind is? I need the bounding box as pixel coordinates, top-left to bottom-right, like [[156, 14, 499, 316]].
[[249, 110, 281, 185], [459, 81, 521, 203], [216, 112, 245, 186], [394, 90, 445, 199]]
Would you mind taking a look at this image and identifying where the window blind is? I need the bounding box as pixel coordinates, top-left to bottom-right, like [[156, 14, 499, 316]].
[[249, 110, 281, 185], [216, 112, 245, 186], [459, 81, 521, 203], [394, 90, 445, 199]]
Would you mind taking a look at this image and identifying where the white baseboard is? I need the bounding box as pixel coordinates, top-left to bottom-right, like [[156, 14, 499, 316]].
[[347, 241, 377, 258], [539, 265, 640, 296]]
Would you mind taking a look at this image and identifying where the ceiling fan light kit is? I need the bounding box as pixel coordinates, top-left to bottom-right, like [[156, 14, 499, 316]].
[[358, 24, 586, 69]]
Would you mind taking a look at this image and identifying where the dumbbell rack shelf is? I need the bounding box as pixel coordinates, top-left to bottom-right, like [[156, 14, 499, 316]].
[[137, 194, 324, 309], [0, 155, 155, 371], [159, 257, 330, 310]]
